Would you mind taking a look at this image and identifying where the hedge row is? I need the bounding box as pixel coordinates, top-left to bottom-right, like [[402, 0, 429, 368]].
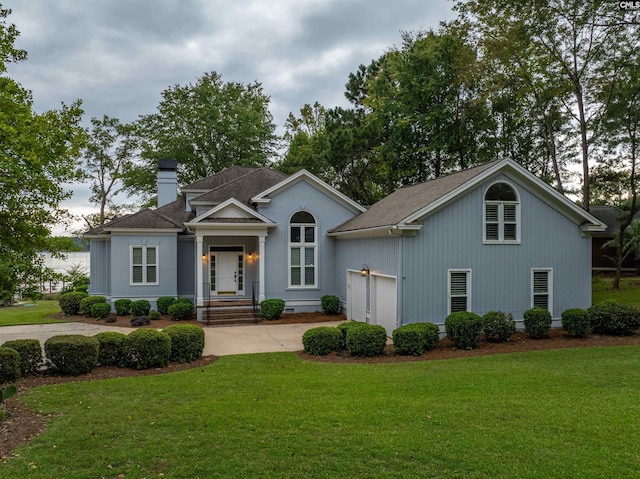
[[0, 324, 205, 381]]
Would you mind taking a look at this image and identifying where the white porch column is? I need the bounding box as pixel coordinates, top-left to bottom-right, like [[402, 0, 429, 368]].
[[258, 234, 266, 302], [196, 235, 204, 306]]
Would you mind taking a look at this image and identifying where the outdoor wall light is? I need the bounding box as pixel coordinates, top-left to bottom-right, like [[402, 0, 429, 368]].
[[248, 252, 253, 259], [360, 264, 370, 276], [202, 254, 207, 261]]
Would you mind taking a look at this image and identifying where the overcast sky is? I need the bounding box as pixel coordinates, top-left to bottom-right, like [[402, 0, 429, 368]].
[[6, 0, 456, 235]]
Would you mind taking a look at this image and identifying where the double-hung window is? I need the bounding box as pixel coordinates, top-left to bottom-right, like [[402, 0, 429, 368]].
[[531, 268, 552, 313], [289, 211, 316, 288], [484, 182, 520, 243], [131, 245, 158, 285], [448, 269, 471, 314]]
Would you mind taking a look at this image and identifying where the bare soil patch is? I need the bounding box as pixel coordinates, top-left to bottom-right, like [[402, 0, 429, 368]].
[[3, 320, 640, 460]]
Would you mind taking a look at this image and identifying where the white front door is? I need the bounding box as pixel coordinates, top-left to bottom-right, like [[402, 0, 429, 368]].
[[217, 252, 238, 294]]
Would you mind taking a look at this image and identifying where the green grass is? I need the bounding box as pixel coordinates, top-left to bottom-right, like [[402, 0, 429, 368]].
[[592, 276, 640, 306], [4, 348, 640, 478], [0, 301, 64, 326]]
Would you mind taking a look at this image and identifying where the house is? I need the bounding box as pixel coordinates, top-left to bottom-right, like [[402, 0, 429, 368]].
[[589, 206, 640, 273], [85, 160, 366, 320], [86, 158, 606, 333], [330, 159, 606, 334]]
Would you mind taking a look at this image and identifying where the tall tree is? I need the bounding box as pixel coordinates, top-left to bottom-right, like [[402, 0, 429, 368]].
[[124, 72, 279, 203], [453, 0, 632, 210], [82, 115, 137, 230], [0, 5, 86, 302]]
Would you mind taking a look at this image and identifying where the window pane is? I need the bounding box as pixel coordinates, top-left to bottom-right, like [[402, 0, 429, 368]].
[[485, 204, 499, 222], [533, 295, 548, 309], [451, 296, 467, 312], [533, 271, 549, 293], [503, 204, 517, 222], [147, 266, 157, 283], [291, 211, 315, 223], [210, 256, 216, 290], [450, 272, 467, 295], [146, 247, 156, 265], [290, 226, 301, 243], [304, 266, 315, 285], [291, 248, 301, 266], [305, 226, 314, 243], [132, 265, 143, 283], [485, 183, 517, 201], [291, 267, 301, 285], [486, 224, 499, 240], [304, 247, 314, 266], [504, 224, 517, 240], [132, 247, 142, 265]]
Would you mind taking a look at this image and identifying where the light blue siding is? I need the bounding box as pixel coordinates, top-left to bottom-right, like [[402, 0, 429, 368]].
[[259, 179, 359, 311], [88, 239, 111, 296], [177, 236, 195, 299]]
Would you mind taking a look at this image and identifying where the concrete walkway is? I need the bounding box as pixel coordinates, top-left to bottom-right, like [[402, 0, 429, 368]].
[[0, 321, 345, 356]]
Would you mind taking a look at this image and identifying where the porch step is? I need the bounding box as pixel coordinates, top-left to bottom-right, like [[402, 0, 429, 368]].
[[202, 301, 259, 326]]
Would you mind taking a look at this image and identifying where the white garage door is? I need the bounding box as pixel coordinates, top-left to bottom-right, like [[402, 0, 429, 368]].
[[371, 275, 397, 336], [347, 271, 367, 322]]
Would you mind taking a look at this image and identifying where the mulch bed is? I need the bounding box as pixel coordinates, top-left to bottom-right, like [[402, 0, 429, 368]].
[[2, 316, 640, 460]]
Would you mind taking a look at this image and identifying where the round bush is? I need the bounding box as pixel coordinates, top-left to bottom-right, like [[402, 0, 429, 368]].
[[320, 295, 341, 315], [336, 321, 360, 349], [58, 291, 89, 316], [148, 310, 161, 321], [260, 298, 286, 320], [302, 327, 342, 355], [79, 295, 107, 316], [168, 301, 194, 321], [392, 323, 440, 355], [44, 335, 99, 375], [523, 308, 552, 339], [94, 331, 127, 367], [157, 296, 176, 315], [0, 347, 21, 383], [482, 311, 516, 342], [588, 300, 640, 336], [130, 300, 151, 317], [346, 323, 387, 357], [163, 324, 205, 363], [2, 339, 42, 374], [114, 299, 132, 316], [122, 329, 171, 370], [91, 302, 112, 320], [445, 312, 483, 349], [561, 308, 591, 337]]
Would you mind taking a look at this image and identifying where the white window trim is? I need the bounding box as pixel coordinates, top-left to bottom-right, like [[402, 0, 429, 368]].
[[531, 268, 553, 315], [130, 245, 159, 286], [448, 269, 471, 315], [288, 212, 318, 289], [483, 180, 521, 245]]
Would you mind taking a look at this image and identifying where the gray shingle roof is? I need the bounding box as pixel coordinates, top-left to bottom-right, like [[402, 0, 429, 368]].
[[332, 161, 499, 233], [190, 168, 289, 205], [590, 206, 640, 236]]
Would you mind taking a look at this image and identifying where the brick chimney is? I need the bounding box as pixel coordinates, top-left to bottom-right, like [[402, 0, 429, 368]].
[[157, 159, 177, 207]]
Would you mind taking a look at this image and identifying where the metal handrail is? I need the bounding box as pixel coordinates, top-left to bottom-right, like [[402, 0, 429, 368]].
[[252, 281, 259, 323], [204, 282, 211, 325]]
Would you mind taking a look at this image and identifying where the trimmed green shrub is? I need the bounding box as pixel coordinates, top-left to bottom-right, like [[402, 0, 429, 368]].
[[91, 302, 112, 320], [562, 308, 591, 337], [336, 321, 360, 349], [175, 298, 193, 305], [122, 329, 171, 369], [392, 323, 440, 355], [79, 295, 107, 316], [130, 316, 150, 327], [157, 296, 176, 315], [346, 323, 387, 357], [148, 310, 161, 321], [445, 312, 483, 349], [94, 331, 126, 367], [74, 285, 89, 294], [58, 291, 88, 316], [0, 347, 21, 383], [44, 335, 99, 375], [302, 327, 342, 355], [168, 301, 194, 321], [130, 300, 151, 317], [320, 295, 341, 315], [482, 311, 516, 342], [260, 298, 285, 320], [523, 308, 552, 339], [114, 299, 132, 316], [2, 339, 42, 374], [588, 300, 640, 336], [163, 324, 205, 363]]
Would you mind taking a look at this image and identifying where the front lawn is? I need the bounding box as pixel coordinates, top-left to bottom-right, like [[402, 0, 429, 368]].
[[592, 276, 640, 306], [5, 348, 640, 478], [0, 301, 64, 326]]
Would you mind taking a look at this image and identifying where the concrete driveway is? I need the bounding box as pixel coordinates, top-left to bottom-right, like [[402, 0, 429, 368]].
[[0, 321, 344, 356]]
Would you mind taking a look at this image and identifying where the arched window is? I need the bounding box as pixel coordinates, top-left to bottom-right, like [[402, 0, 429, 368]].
[[484, 182, 520, 243], [289, 211, 317, 287]]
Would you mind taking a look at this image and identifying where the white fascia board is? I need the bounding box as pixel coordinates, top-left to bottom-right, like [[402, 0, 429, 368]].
[[189, 198, 274, 224], [328, 224, 423, 238], [251, 169, 367, 214], [104, 228, 183, 234]]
